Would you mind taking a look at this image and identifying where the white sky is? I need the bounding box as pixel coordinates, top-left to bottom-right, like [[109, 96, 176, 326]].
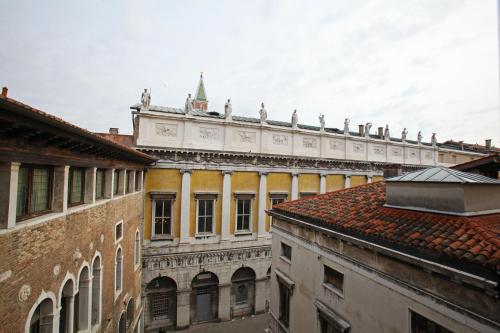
[[1, 0, 499, 146]]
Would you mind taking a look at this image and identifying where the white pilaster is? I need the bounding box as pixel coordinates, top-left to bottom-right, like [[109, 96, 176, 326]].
[[4, 162, 20, 229], [319, 173, 327, 194], [179, 170, 192, 244], [218, 284, 231, 321], [176, 289, 191, 329], [84, 167, 96, 204], [221, 171, 232, 241], [291, 172, 299, 200], [258, 172, 268, 238], [344, 175, 351, 189]]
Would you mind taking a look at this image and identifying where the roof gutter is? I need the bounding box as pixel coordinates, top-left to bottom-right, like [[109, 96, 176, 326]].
[[268, 210, 498, 290]]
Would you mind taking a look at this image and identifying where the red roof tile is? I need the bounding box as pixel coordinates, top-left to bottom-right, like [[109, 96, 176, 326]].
[[272, 182, 500, 273]]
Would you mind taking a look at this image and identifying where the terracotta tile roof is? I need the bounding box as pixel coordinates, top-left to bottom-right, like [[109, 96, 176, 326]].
[[272, 182, 500, 275]]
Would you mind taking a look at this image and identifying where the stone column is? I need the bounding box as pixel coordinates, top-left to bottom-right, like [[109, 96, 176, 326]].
[[218, 284, 231, 321], [176, 289, 191, 330], [53, 166, 69, 212], [344, 175, 351, 189], [67, 295, 75, 333], [130, 170, 136, 193], [258, 172, 268, 238], [84, 167, 96, 204], [319, 173, 327, 194], [138, 170, 144, 191], [254, 278, 268, 315], [119, 169, 126, 195], [221, 171, 232, 241], [367, 175, 372, 183], [291, 173, 299, 200], [0, 162, 20, 229], [179, 170, 192, 244]]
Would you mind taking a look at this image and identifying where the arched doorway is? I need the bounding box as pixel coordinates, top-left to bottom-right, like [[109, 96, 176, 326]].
[[59, 279, 75, 333], [191, 272, 219, 323], [231, 267, 256, 318], [75, 266, 90, 331], [145, 277, 177, 330], [29, 298, 54, 333], [91, 256, 101, 327]]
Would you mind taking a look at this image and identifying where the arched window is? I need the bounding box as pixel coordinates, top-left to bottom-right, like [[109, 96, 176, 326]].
[[91, 256, 101, 326], [29, 298, 53, 333], [59, 279, 75, 333], [118, 312, 126, 333], [134, 230, 140, 267], [115, 248, 122, 295], [77, 266, 90, 330], [126, 298, 135, 327], [231, 267, 256, 318]]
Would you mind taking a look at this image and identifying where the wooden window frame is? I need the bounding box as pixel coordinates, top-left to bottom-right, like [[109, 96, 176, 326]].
[[68, 167, 86, 207], [280, 242, 292, 262], [16, 164, 54, 221], [323, 265, 344, 295], [235, 198, 252, 232], [195, 197, 216, 235]]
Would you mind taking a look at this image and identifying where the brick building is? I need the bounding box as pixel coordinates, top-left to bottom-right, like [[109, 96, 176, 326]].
[[268, 167, 500, 333], [0, 90, 155, 333]]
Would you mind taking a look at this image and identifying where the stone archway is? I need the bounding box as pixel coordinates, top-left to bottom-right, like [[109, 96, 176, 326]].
[[231, 267, 256, 318], [145, 276, 177, 331], [190, 271, 219, 324]]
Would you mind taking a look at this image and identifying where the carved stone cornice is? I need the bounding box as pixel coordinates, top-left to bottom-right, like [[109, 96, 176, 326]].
[[143, 245, 272, 271]]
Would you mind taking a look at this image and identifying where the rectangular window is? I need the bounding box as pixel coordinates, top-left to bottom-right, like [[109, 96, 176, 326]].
[[135, 171, 140, 191], [236, 198, 252, 232], [197, 199, 214, 234], [16, 165, 53, 220], [113, 170, 120, 195], [278, 280, 290, 328], [281, 242, 292, 261], [324, 265, 344, 293], [95, 169, 105, 199], [411, 311, 453, 333], [68, 167, 85, 206], [125, 170, 130, 194], [153, 200, 172, 236], [270, 196, 286, 225], [115, 221, 123, 242]]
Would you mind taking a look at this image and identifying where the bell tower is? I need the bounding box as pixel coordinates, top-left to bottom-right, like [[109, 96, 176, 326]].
[[193, 72, 208, 111]]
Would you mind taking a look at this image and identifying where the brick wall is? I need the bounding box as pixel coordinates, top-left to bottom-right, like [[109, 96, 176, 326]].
[[0, 192, 143, 333]]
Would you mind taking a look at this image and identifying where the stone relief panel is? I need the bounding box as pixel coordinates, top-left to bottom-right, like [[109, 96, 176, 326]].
[[303, 137, 317, 149], [329, 139, 345, 151], [273, 134, 289, 146], [391, 147, 402, 157], [155, 123, 177, 137], [424, 151, 433, 160], [373, 145, 385, 155], [237, 130, 256, 144], [199, 127, 220, 140], [407, 149, 418, 159], [352, 142, 365, 153]]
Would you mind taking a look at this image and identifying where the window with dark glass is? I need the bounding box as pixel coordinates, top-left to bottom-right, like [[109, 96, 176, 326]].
[[16, 165, 52, 220], [134, 171, 140, 191], [411, 311, 453, 333], [319, 314, 343, 333], [154, 200, 172, 236], [281, 242, 292, 260], [278, 280, 290, 328], [125, 171, 130, 194], [115, 221, 123, 242], [113, 170, 120, 195], [197, 199, 214, 233], [324, 265, 344, 293], [236, 199, 251, 231], [68, 167, 85, 205], [95, 169, 105, 199]]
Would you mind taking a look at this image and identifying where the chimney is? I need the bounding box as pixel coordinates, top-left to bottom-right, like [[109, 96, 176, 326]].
[[378, 127, 384, 139], [358, 124, 364, 137], [1, 87, 7, 98], [109, 128, 119, 135], [383, 164, 403, 179], [485, 139, 492, 150]]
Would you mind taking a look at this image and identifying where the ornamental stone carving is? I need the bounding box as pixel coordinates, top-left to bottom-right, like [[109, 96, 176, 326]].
[[425, 151, 433, 160], [329, 139, 344, 151], [199, 127, 220, 140], [237, 131, 256, 143], [408, 149, 418, 158], [303, 138, 317, 149], [291, 110, 298, 129], [18, 285, 31, 302], [392, 147, 402, 157], [155, 123, 177, 137], [141, 88, 151, 110], [373, 145, 385, 155], [273, 134, 289, 146], [344, 118, 350, 134], [353, 142, 364, 153]]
